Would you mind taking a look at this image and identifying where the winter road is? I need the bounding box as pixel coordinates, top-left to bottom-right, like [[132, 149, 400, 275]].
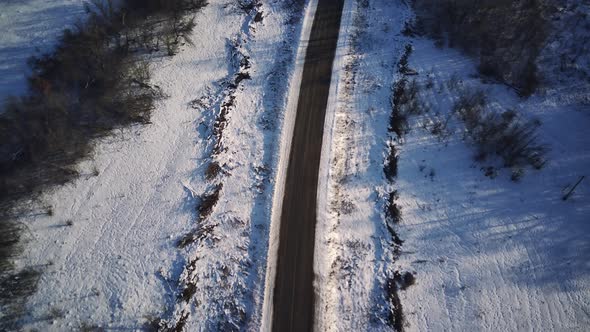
[[271, 0, 345, 331]]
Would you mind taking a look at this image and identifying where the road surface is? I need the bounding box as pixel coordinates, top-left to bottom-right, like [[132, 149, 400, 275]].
[[272, 0, 344, 331]]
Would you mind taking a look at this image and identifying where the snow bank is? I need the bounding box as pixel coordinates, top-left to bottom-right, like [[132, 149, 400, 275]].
[[134, 0, 311, 330]]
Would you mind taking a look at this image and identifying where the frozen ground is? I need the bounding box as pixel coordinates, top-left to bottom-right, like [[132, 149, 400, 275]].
[[9, 0, 305, 330], [0, 0, 87, 103], [316, 0, 589, 331]]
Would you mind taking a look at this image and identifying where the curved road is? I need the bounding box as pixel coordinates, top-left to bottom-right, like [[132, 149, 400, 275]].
[[272, 0, 345, 331]]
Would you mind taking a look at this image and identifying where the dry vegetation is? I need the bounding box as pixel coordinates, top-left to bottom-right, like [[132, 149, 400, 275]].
[[410, 0, 551, 96], [453, 89, 547, 170]]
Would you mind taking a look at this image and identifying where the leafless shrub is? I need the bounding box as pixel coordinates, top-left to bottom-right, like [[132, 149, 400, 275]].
[[389, 78, 426, 138], [446, 72, 462, 91], [389, 85, 409, 137], [454, 89, 548, 169], [425, 73, 435, 89], [511, 168, 524, 182], [395, 271, 416, 290], [253, 11, 263, 23], [427, 116, 449, 139], [402, 20, 416, 37], [384, 144, 399, 181], [453, 89, 487, 131], [0, 267, 42, 329], [385, 190, 402, 224], [168, 311, 190, 332], [176, 224, 216, 248], [237, 0, 256, 13], [0, 217, 23, 275], [205, 162, 221, 181], [398, 44, 413, 74], [385, 277, 404, 332], [412, 0, 550, 96], [143, 315, 162, 332], [198, 184, 222, 220], [180, 282, 197, 303]]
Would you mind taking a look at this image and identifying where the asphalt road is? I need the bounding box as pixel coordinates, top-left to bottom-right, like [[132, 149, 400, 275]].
[[271, 1, 345, 331]]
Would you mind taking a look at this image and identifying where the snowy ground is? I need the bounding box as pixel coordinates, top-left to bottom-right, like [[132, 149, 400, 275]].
[[396, 39, 590, 331], [4, 0, 589, 330], [0, 0, 87, 103], [10, 0, 305, 330], [316, 0, 589, 331], [315, 0, 411, 330]]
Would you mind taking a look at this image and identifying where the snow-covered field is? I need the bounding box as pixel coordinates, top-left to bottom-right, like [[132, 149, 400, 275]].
[[8, 0, 306, 330], [317, 0, 589, 331], [0, 0, 87, 103], [396, 39, 590, 331]]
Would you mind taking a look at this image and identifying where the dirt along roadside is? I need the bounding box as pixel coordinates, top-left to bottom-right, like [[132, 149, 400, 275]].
[[271, 0, 345, 331]]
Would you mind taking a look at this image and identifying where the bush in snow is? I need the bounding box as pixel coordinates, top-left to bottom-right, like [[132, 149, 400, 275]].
[[0, 0, 207, 209], [385, 277, 404, 332], [389, 77, 426, 138], [453, 89, 548, 170], [0, 267, 41, 328], [385, 190, 402, 224], [384, 144, 399, 181], [205, 161, 222, 181], [395, 270, 416, 290], [198, 184, 222, 220], [398, 44, 413, 75], [412, 0, 550, 96]]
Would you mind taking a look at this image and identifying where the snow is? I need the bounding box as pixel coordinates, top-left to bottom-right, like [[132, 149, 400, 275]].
[[3, 0, 588, 330], [315, 0, 412, 330], [314, 0, 356, 328], [161, 0, 309, 329], [396, 38, 590, 331], [0, 0, 87, 103], [17, 2, 236, 328], [315, 0, 590, 331], [10, 0, 306, 330]]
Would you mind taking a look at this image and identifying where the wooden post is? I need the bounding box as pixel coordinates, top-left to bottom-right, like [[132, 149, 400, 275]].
[[563, 176, 585, 201]]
